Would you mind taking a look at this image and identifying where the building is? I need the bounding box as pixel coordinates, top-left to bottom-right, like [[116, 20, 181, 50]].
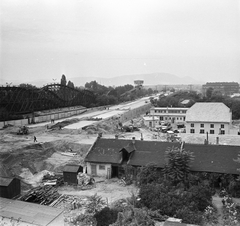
[[185, 102, 232, 135], [85, 137, 240, 178], [145, 107, 188, 127], [202, 82, 239, 96], [0, 177, 21, 199], [63, 165, 83, 185]]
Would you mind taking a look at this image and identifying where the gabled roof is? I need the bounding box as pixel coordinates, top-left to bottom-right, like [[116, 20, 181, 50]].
[[85, 138, 240, 174], [120, 142, 136, 153], [186, 102, 231, 123]]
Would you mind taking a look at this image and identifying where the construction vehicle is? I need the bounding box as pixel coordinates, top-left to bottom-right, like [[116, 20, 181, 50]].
[[17, 126, 29, 135]]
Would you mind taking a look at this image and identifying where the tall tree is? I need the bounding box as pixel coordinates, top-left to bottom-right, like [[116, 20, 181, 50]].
[[163, 147, 194, 184], [60, 74, 67, 86]]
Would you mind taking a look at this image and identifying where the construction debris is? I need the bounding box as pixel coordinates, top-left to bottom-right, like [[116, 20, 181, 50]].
[[19, 185, 61, 206], [77, 173, 95, 186], [17, 126, 29, 135]]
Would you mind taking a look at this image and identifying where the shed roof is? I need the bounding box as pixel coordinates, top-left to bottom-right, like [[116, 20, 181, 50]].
[[0, 177, 13, 186], [63, 165, 82, 173], [85, 138, 240, 174], [185, 102, 231, 123]]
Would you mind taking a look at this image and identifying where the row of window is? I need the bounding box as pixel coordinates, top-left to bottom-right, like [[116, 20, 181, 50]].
[[159, 116, 185, 121], [154, 110, 187, 114], [191, 123, 225, 128], [190, 129, 225, 134]]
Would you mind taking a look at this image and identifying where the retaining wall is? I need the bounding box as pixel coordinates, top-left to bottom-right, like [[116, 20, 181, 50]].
[[0, 108, 86, 128]]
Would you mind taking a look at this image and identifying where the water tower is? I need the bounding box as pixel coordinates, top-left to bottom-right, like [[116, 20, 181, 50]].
[[134, 80, 144, 89]]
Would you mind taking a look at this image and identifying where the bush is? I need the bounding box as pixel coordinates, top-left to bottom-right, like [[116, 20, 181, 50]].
[[110, 206, 155, 226], [175, 206, 203, 225], [139, 182, 213, 224], [94, 207, 118, 226], [137, 164, 162, 186]]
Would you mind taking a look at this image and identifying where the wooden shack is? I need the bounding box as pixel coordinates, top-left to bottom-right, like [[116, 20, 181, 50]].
[[0, 177, 21, 199], [63, 165, 83, 185]]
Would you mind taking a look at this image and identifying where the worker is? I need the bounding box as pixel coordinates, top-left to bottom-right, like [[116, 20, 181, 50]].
[[34, 136, 37, 142]]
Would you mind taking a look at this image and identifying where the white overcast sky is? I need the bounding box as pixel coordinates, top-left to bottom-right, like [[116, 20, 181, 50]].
[[0, 0, 240, 84]]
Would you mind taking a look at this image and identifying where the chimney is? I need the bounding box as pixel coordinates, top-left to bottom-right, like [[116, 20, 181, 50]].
[[132, 137, 135, 144], [216, 137, 219, 145]]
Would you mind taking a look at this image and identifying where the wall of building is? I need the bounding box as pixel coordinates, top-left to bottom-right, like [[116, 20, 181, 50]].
[[86, 162, 112, 178], [148, 107, 188, 125], [186, 122, 230, 135]]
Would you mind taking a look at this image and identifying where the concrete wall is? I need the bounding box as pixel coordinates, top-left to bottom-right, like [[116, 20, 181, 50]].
[[0, 108, 86, 128], [186, 122, 230, 134], [86, 162, 112, 178], [119, 103, 151, 123]]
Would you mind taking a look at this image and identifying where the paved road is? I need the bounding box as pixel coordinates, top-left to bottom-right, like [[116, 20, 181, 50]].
[[29, 96, 152, 129]]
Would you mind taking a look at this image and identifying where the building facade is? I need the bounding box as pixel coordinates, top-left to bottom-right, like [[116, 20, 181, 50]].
[[202, 82, 239, 96], [185, 102, 232, 134], [147, 107, 188, 126], [85, 138, 240, 179]]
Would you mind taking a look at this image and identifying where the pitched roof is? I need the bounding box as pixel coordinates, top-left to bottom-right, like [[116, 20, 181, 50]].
[[120, 142, 136, 153], [85, 138, 240, 174], [185, 102, 231, 123], [0, 177, 13, 186], [63, 165, 82, 173]]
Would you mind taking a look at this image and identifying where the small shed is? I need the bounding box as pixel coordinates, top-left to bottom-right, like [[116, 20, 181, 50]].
[[63, 165, 83, 185], [0, 177, 21, 199]]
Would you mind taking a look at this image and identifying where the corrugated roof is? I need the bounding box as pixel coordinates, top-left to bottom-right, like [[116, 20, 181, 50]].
[[0, 177, 13, 186], [63, 165, 82, 173], [186, 102, 231, 123], [85, 138, 240, 174]]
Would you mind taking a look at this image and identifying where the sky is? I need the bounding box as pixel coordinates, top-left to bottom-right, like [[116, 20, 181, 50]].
[[0, 0, 240, 85]]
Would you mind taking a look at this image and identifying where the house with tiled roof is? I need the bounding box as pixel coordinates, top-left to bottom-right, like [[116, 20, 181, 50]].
[[84, 137, 239, 178], [185, 102, 232, 135]]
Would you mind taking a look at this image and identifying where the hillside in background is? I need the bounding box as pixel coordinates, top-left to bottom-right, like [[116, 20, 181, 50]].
[[1, 73, 204, 87]]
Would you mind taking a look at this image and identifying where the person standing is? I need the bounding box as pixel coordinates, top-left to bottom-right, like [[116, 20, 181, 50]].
[[34, 136, 37, 142]]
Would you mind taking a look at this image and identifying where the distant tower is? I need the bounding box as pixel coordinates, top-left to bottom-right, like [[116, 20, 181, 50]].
[[134, 80, 144, 89]]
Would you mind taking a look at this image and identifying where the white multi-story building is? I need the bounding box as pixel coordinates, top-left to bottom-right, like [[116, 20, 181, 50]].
[[185, 102, 232, 135], [143, 107, 188, 127], [150, 107, 188, 123]]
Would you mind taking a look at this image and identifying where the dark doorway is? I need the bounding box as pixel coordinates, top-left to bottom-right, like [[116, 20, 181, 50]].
[[111, 165, 119, 178]]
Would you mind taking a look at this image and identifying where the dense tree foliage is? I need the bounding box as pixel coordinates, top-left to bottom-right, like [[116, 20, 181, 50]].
[[163, 147, 194, 184], [84, 80, 154, 107]]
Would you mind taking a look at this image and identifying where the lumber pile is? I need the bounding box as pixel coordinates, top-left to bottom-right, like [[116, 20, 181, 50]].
[[42, 173, 64, 186], [19, 185, 61, 206]]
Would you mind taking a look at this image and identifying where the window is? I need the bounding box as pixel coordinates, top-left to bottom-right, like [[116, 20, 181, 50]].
[[191, 123, 194, 127], [200, 129, 205, 134], [210, 124, 214, 128], [210, 130, 214, 134], [221, 124, 224, 128], [160, 116, 163, 121], [221, 130, 225, 135], [190, 129, 195, 133], [99, 165, 105, 170], [200, 124, 204, 128]]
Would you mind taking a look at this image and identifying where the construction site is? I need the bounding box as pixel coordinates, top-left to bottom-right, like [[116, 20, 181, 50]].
[[1, 91, 240, 225], [0, 95, 157, 225]]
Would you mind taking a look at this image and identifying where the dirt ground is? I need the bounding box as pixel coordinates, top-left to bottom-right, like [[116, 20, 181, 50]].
[[1, 114, 240, 225]]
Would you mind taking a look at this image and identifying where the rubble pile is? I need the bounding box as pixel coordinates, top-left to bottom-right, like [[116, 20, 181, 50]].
[[77, 172, 95, 188]]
